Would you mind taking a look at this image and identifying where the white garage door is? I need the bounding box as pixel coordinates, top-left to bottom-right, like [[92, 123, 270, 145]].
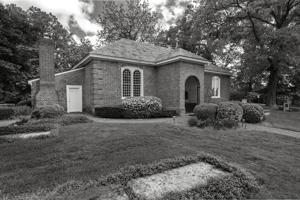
[[66, 85, 82, 113]]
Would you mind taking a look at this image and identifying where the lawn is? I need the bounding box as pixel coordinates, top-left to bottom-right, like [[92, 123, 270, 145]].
[[265, 109, 300, 132], [0, 123, 299, 199]]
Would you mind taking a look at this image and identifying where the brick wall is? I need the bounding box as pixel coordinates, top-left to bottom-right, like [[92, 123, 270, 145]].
[[84, 62, 93, 112], [90, 60, 157, 112], [31, 68, 85, 111], [179, 62, 205, 113], [204, 72, 230, 104], [30, 59, 231, 114], [156, 62, 181, 111]]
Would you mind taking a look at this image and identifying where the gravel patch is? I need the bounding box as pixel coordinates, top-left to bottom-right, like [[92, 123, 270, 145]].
[[128, 162, 229, 200]]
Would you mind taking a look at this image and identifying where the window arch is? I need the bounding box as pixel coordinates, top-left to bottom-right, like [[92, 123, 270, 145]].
[[122, 69, 131, 97], [121, 67, 143, 98], [133, 70, 141, 97], [212, 76, 220, 98]]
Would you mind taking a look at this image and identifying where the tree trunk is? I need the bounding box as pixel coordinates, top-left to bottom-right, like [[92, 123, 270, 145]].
[[266, 63, 279, 108]]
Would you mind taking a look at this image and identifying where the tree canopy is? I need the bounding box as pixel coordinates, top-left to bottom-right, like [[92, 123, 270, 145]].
[[157, 0, 300, 106], [97, 0, 159, 43], [0, 3, 92, 103]]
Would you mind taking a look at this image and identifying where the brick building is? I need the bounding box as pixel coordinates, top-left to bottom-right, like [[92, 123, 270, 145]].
[[29, 39, 231, 114]]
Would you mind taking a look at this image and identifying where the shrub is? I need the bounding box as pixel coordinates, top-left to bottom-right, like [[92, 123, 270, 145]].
[[31, 104, 64, 119], [0, 124, 54, 136], [230, 91, 245, 101], [213, 119, 239, 130], [217, 102, 243, 122], [94, 106, 124, 118], [122, 96, 162, 119], [188, 118, 198, 127], [60, 115, 92, 126], [13, 106, 32, 117], [193, 103, 218, 120], [0, 107, 14, 120], [16, 99, 32, 107], [242, 103, 264, 123], [153, 109, 178, 118], [246, 92, 259, 103], [25, 115, 92, 127]]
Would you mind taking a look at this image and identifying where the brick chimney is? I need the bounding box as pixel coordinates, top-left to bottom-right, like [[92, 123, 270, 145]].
[[35, 37, 58, 107]]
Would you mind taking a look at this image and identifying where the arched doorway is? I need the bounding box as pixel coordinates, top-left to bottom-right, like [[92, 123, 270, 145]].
[[185, 76, 200, 113]]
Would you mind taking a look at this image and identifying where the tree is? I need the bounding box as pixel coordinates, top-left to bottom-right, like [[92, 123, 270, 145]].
[[200, 0, 300, 106], [97, 0, 159, 43], [0, 3, 93, 103], [0, 3, 39, 102]]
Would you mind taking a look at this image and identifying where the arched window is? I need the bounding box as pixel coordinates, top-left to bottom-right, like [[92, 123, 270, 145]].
[[121, 67, 143, 98], [122, 69, 131, 97], [133, 70, 141, 97], [212, 76, 220, 98]]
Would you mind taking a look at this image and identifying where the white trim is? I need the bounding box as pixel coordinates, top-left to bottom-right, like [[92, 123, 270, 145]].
[[66, 85, 82, 113], [121, 66, 144, 99], [72, 55, 91, 69], [156, 56, 210, 65], [72, 54, 211, 69], [211, 76, 221, 98], [204, 70, 231, 76], [28, 67, 85, 85]]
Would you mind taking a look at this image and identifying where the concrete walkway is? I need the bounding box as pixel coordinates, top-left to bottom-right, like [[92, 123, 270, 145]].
[[0, 119, 17, 127], [241, 123, 300, 139]]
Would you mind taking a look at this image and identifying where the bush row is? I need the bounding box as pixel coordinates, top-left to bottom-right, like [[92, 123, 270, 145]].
[[0, 106, 32, 120], [95, 107, 177, 119], [94, 96, 177, 119], [122, 96, 162, 118], [191, 102, 264, 128], [26, 115, 92, 126]]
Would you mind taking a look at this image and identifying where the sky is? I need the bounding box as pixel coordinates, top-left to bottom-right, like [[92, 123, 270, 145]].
[[0, 0, 192, 45]]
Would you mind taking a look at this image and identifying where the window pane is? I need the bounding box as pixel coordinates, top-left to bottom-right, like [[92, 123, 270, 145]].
[[133, 70, 141, 97], [123, 69, 131, 97], [212, 76, 220, 97]]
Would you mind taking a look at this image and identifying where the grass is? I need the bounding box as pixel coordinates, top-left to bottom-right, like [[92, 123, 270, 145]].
[[0, 123, 299, 199], [264, 109, 300, 132]]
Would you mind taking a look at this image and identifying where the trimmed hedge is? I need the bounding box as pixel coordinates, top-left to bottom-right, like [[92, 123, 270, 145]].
[[159, 109, 177, 118], [122, 96, 162, 119], [13, 106, 32, 117], [0, 124, 54, 136], [16, 99, 32, 107], [25, 115, 92, 126], [242, 103, 264, 123], [31, 104, 64, 119], [0, 107, 14, 120], [193, 103, 218, 120], [94, 106, 176, 119], [95, 107, 124, 119], [60, 115, 92, 126], [217, 102, 243, 122]]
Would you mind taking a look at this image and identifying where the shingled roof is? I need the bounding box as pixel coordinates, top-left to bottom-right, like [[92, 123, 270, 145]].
[[92, 39, 209, 63], [78, 39, 231, 75]]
